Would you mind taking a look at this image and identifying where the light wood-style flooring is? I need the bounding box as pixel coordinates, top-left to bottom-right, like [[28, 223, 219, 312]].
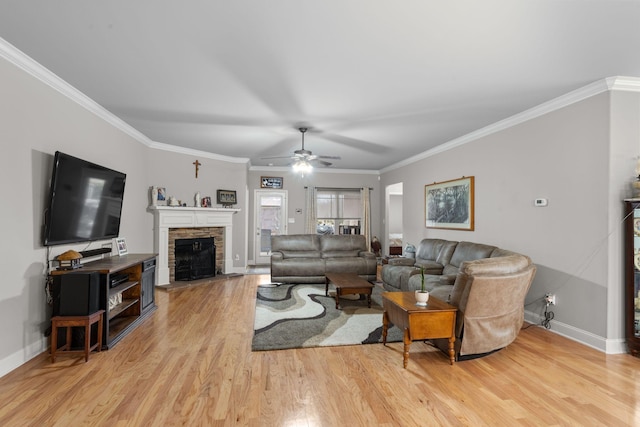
[[1, 273, 640, 426]]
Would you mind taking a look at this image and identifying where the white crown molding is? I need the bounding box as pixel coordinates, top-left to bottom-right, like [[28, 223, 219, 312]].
[[381, 76, 640, 174], [149, 140, 250, 164], [0, 37, 155, 146], [606, 76, 640, 92]]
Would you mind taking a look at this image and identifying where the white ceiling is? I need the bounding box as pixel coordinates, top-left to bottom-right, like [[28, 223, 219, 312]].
[[1, 1, 639, 171]]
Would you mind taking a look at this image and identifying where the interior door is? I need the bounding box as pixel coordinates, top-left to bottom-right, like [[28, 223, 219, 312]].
[[254, 190, 288, 265]]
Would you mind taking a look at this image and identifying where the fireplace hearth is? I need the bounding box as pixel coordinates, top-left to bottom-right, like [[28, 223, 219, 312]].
[[174, 237, 216, 281]]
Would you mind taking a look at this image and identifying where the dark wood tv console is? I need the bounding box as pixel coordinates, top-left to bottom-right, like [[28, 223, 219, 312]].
[[50, 253, 157, 349]]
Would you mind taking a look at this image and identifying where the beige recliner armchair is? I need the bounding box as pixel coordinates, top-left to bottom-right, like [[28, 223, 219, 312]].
[[432, 254, 536, 360]]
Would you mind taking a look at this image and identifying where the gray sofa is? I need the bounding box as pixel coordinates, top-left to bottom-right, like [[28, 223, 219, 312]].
[[270, 234, 377, 284], [381, 238, 536, 359]]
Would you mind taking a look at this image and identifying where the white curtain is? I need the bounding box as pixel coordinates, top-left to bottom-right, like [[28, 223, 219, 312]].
[[304, 186, 317, 234], [361, 187, 371, 251]]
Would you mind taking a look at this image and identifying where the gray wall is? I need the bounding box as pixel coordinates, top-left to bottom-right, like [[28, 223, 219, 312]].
[[0, 55, 152, 376], [145, 147, 249, 268], [246, 169, 381, 264], [381, 89, 640, 352]]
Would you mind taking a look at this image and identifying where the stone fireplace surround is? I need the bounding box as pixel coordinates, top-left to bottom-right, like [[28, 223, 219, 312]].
[[149, 206, 240, 285]]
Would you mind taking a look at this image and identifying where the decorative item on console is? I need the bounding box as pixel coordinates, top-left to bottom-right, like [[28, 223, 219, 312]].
[[115, 237, 128, 256], [202, 196, 211, 207], [56, 250, 83, 270], [195, 192, 201, 207], [168, 196, 180, 206]]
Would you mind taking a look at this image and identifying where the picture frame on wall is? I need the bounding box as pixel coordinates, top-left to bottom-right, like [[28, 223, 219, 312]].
[[425, 176, 474, 231], [261, 176, 284, 189], [217, 189, 237, 206], [115, 237, 128, 256]]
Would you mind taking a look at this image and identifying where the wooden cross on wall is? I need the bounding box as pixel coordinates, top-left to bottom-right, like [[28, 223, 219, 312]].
[[193, 160, 201, 178]]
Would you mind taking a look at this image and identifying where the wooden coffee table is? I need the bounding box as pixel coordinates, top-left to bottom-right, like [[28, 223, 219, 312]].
[[382, 291, 457, 367], [325, 272, 374, 310]]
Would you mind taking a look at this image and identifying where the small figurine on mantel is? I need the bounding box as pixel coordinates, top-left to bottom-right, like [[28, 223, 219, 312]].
[[195, 192, 201, 207]]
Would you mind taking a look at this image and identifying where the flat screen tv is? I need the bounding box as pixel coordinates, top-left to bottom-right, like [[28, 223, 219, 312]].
[[43, 151, 127, 246]]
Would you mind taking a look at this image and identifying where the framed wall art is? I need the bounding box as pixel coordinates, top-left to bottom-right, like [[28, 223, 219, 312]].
[[261, 176, 283, 189], [425, 176, 474, 231], [217, 189, 237, 206]]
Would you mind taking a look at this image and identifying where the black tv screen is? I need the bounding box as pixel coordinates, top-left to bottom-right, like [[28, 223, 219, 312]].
[[43, 151, 126, 246]]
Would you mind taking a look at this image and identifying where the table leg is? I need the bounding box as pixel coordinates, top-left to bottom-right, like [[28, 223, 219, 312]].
[[84, 323, 91, 362], [448, 336, 456, 365], [335, 288, 340, 310], [367, 292, 371, 308], [51, 324, 58, 363], [382, 311, 388, 345], [325, 277, 329, 296], [403, 328, 411, 369]]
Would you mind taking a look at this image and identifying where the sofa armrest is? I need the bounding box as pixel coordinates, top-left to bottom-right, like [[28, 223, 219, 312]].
[[387, 257, 415, 266], [270, 252, 283, 262]]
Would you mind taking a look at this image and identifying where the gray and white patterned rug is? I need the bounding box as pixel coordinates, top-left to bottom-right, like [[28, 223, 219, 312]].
[[251, 283, 403, 351]]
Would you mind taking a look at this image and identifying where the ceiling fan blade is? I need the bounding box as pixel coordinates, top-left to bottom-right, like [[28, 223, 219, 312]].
[[316, 155, 341, 160], [310, 159, 333, 167], [317, 131, 390, 153]]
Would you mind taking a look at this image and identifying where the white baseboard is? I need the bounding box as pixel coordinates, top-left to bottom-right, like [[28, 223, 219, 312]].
[[0, 337, 48, 379], [524, 310, 626, 354]]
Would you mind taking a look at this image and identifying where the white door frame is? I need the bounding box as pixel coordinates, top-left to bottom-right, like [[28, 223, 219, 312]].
[[253, 189, 288, 265]]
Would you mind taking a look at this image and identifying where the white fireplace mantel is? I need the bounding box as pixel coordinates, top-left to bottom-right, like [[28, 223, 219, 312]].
[[149, 206, 240, 285]]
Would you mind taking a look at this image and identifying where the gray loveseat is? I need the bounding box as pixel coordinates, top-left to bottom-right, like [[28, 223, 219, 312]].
[[270, 234, 377, 284], [381, 238, 536, 359]]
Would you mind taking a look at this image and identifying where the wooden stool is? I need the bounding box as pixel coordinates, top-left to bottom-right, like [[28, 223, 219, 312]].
[[51, 310, 104, 363]]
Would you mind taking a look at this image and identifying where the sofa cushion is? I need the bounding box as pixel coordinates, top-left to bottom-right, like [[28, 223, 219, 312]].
[[407, 273, 456, 293], [442, 241, 497, 275], [320, 234, 367, 252], [414, 239, 457, 266], [322, 250, 360, 258], [281, 250, 322, 259], [272, 234, 321, 252], [414, 260, 446, 275]]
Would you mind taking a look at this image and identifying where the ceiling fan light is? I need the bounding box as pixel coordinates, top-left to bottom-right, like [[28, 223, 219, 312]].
[[292, 160, 312, 174]]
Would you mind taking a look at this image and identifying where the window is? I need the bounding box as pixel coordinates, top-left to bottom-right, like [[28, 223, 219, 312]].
[[316, 189, 361, 235]]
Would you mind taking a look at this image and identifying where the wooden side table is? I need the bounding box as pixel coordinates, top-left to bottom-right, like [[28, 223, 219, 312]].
[[51, 310, 105, 363], [382, 292, 457, 368]]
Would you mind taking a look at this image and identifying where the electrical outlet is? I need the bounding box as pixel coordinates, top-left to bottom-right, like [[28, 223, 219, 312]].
[[544, 293, 556, 305], [234, 254, 240, 261]]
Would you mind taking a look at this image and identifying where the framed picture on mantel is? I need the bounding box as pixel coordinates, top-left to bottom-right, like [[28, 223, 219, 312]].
[[425, 176, 474, 231], [217, 189, 237, 206]]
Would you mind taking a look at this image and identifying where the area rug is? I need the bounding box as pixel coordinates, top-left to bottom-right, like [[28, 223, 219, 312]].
[[252, 283, 403, 351]]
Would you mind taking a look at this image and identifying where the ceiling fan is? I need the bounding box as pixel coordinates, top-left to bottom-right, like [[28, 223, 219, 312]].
[[262, 127, 341, 170]]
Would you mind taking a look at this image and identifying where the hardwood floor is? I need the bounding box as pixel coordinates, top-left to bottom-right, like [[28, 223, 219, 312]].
[[1, 273, 640, 426]]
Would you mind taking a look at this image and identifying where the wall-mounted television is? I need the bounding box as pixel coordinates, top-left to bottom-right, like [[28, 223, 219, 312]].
[[43, 151, 126, 246]]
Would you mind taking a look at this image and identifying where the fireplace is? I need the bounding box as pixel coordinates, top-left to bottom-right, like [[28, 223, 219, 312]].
[[174, 237, 216, 281], [150, 206, 239, 285]]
